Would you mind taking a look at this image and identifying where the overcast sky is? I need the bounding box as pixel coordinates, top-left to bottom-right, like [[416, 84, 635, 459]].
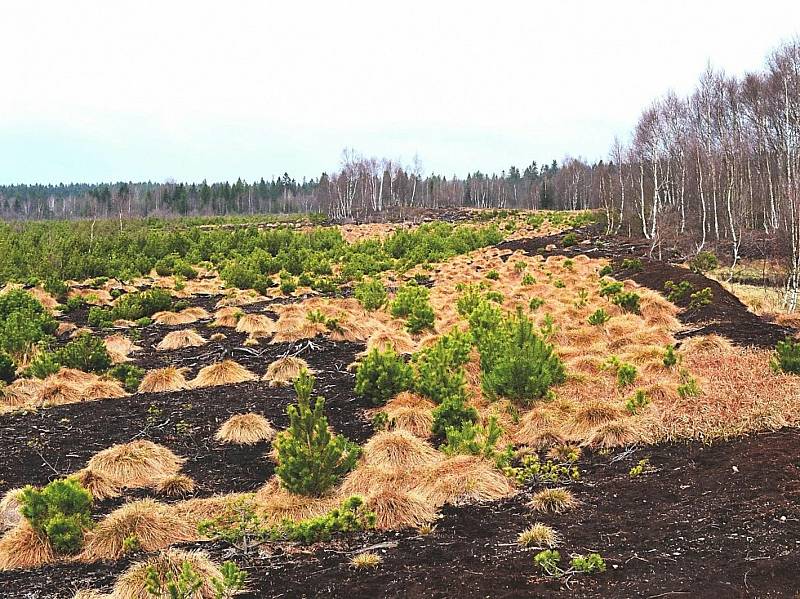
[[2, 1, 799, 184]]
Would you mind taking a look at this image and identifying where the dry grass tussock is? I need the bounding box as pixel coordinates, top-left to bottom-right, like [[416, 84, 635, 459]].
[[0, 521, 55, 570], [419, 455, 516, 507], [104, 334, 140, 363], [172, 494, 251, 528], [263, 356, 311, 387], [82, 380, 128, 401], [253, 478, 338, 524], [80, 499, 199, 561], [361, 430, 442, 469], [529, 487, 578, 514], [365, 488, 438, 530], [138, 366, 190, 393], [191, 360, 257, 387], [86, 440, 184, 489], [215, 292, 267, 308], [235, 313, 276, 336], [211, 307, 243, 327], [0, 489, 23, 532], [585, 419, 646, 449], [156, 329, 207, 350], [215, 413, 275, 445], [1, 378, 45, 407], [152, 311, 198, 326], [365, 328, 417, 354], [376, 403, 434, 438], [112, 549, 222, 599], [72, 468, 121, 501], [339, 464, 421, 496], [156, 474, 196, 497], [181, 306, 211, 319]]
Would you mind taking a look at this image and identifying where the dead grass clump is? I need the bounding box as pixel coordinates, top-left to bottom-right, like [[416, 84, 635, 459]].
[[156, 329, 207, 351], [138, 367, 190, 393], [380, 405, 434, 438], [52, 368, 100, 387], [209, 332, 226, 342], [420, 455, 515, 506], [82, 380, 128, 401], [112, 549, 222, 599], [350, 552, 382, 569], [211, 307, 243, 328], [0, 521, 55, 570], [56, 321, 78, 337], [36, 381, 83, 406], [680, 334, 734, 355], [365, 488, 438, 530], [72, 468, 121, 501], [180, 306, 211, 320], [362, 430, 441, 469], [639, 293, 681, 329], [191, 360, 257, 388], [152, 311, 198, 326], [156, 474, 196, 498], [80, 499, 198, 562], [172, 494, 251, 528], [573, 401, 624, 429], [366, 329, 416, 354], [215, 413, 275, 445], [516, 427, 567, 451], [263, 356, 311, 387], [253, 478, 337, 524], [235, 313, 276, 336], [529, 487, 578, 514], [86, 440, 184, 489], [518, 522, 561, 548], [104, 334, 140, 361], [270, 316, 326, 343], [1, 378, 44, 407], [339, 465, 420, 496], [586, 419, 643, 449]]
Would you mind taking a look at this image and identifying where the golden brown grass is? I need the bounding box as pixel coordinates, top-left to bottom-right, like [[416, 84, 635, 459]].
[[152, 311, 198, 326], [138, 367, 190, 393], [0, 521, 55, 570], [82, 380, 128, 401], [80, 499, 199, 561], [211, 307, 243, 327], [339, 465, 420, 496], [419, 455, 515, 507], [156, 329, 207, 351], [350, 552, 383, 569], [529, 487, 578, 514], [86, 440, 184, 489], [104, 334, 140, 363], [572, 401, 624, 429], [112, 549, 222, 599], [366, 328, 416, 354], [379, 404, 434, 438], [156, 474, 196, 498], [35, 381, 83, 406], [191, 360, 257, 387], [586, 419, 643, 449], [270, 316, 326, 343], [180, 306, 211, 319], [1, 378, 44, 407], [253, 478, 337, 525], [263, 356, 311, 387], [518, 522, 561, 548], [72, 468, 121, 501], [215, 413, 275, 445], [235, 313, 276, 336], [361, 430, 441, 469], [365, 488, 438, 530]]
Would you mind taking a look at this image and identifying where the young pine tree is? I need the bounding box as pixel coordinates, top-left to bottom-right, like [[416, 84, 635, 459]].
[[275, 370, 359, 496]]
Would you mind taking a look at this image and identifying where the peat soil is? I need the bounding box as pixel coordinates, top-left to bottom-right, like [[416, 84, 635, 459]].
[[499, 228, 795, 348], [0, 337, 370, 502], [3, 429, 798, 598]]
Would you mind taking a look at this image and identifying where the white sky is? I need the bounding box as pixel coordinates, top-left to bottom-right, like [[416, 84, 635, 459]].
[[1, 0, 799, 184]]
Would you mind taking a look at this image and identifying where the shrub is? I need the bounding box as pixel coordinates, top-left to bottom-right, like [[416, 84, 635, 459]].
[[529, 297, 544, 310], [561, 232, 578, 247], [571, 553, 607, 574], [598, 264, 613, 277], [616, 362, 637, 388], [598, 279, 623, 297], [677, 369, 701, 397], [587, 308, 610, 326], [455, 283, 485, 317], [442, 416, 504, 459], [87, 306, 114, 328], [354, 348, 414, 405], [612, 291, 641, 313], [268, 496, 375, 544], [354, 278, 387, 311], [625, 389, 649, 414], [110, 364, 146, 393], [0, 350, 16, 384], [485, 270, 500, 281], [431, 395, 478, 438], [0, 289, 57, 357], [44, 278, 69, 302], [57, 333, 112, 373], [63, 296, 86, 313], [689, 251, 718, 273], [477, 307, 565, 405], [112, 288, 172, 321], [279, 271, 297, 295], [774, 337, 800, 374], [663, 345, 678, 367], [534, 549, 563, 576], [689, 287, 713, 309], [664, 280, 694, 304], [413, 329, 472, 404], [19, 478, 92, 554], [274, 370, 360, 496], [522, 273, 536, 286], [24, 350, 61, 379], [620, 258, 643, 272], [390, 283, 435, 333]]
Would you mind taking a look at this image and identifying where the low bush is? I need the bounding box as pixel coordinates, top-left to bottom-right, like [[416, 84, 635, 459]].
[[274, 371, 360, 496], [611, 291, 641, 313], [561, 232, 578, 247], [413, 330, 471, 404], [431, 395, 478, 438], [63, 296, 86, 313], [354, 278, 387, 311], [390, 283, 434, 333], [88, 306, 114, 328], [598, 279, 623, 298], [663, 345, 678, 367], [57, 333, 112, 373], [0, 289, 57, 358], [441, 416, 504, 459], [774, 337, 800, 374], [620, 258, 643, 272], [112, 288, 172, 321], [354, 348, 414, 405], [616, 362, 637, 388], [24, 350, 61, 379], [20, 478, 92, 554], [689, 251, 718, 273], [664, 280, 694, 303], [485, 270, 500, 281], [109, 364, 146, 393], [268, 496, 376, 544], [688, 287, 713, 309], [587, 308, 610, 326], [625, 389, 649, 414]]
